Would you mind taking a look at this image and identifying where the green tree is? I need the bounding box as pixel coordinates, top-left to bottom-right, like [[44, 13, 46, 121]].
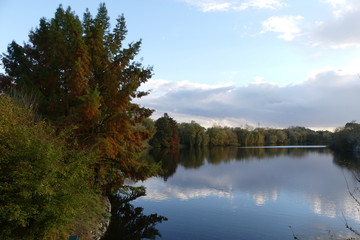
[[265, 129, 278, 145], [234, 128, 251, 146], [206, 126, 237, 146], [178, 121, 208, 147], [264, 129, 287, 145], [253, 128, 265, 145], [1, 4, 155, 193], [206, 127, 223, 146], [150, 113, 180, 148], [330, 121, 360, 152], [136, 118, 157, 148]]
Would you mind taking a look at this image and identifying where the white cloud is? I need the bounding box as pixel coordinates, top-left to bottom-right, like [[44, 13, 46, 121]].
[[322, 0, 347, 8], [182, 0, 285, 12], [139, 79, 233, 99], [250, 76, 277, 87], [150, 112, 255, 129], [234, 0, 285, 11], [311, 0, 360, 47], [324, 0, 346, 4], [261, 16, 304, 41], [190, 1, 232, 12], [322, 0, 359, 16], [136, 64, 360, 129]]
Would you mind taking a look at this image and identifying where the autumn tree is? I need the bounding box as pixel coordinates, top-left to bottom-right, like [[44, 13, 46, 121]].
[[1, 4, 155, 193]]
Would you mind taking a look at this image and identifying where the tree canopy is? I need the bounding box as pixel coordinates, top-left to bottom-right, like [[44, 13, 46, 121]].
[[330, 121, 360, 152], [149, 113, 180, 148], [178, 121, 208, 147], [1, 3, 156, 193], [149, 113, 332, 148]]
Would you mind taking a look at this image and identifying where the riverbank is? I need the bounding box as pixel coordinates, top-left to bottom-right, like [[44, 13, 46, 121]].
[[92, 197, 111, 240]]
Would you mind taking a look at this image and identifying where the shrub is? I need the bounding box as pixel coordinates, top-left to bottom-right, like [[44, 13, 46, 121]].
[[0, 95, 102, 239]]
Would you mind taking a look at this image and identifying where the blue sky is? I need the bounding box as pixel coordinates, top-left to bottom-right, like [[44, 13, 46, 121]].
[[1, 0, 360, 130]]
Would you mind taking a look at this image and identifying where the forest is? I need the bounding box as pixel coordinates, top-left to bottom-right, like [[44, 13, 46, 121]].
[[148, 113, 333, 148], [0, 3, 359, 240]]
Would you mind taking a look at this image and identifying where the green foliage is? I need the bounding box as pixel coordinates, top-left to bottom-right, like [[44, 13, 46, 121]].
[[330, 121, 360, 152], [206, 126, 238, 146], [232, 126, 331, 147], [149, 113, 180, 148], [149, 117, 332, 148], [2, 3, 155, 193], [135, 118, 156, 149], [150, 120, 332, 148], [0, 95, 103, 240], [178, 121, 208, 147], [284, 126, 332, 145]]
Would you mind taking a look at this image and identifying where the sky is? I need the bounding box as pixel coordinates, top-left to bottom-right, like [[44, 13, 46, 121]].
[[1, 0, 360, 130]]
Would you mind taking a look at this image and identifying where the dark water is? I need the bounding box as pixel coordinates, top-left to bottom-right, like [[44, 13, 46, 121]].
[[109, 147, 360, 240]]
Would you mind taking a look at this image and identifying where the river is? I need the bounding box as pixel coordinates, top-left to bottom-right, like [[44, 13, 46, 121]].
[[104, 146, 360, 240]]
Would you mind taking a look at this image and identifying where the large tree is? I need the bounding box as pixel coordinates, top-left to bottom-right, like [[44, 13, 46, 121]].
[[1, 4, 155, 193]]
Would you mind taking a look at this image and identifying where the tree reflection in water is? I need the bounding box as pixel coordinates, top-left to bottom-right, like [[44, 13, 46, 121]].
[[111, 147, 360, 239], [102, 186, 167, 240], [332, 151, 360, 237]]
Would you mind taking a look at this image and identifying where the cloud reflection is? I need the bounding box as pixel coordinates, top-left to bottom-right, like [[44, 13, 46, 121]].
[[136, 177, 233, 201], [252, 190, 278, 206], [135, 147, 360, 223]]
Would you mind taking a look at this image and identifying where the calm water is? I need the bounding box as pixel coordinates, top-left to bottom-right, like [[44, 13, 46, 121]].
[[113, 147, 360, 240]]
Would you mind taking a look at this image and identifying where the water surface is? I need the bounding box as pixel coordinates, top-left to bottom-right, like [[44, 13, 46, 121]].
[[129, 147, 360, 239]]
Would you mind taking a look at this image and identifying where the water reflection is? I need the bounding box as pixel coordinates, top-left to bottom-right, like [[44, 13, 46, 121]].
[[142, 147, 334, 174], [138, 147, 341, 203], [133, 147, 360, 239], [333, 151, 360, 170], [102, 186, 167, 240]]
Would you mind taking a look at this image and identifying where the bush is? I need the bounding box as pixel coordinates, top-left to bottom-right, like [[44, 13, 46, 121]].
[[0, 95, 103, 239]]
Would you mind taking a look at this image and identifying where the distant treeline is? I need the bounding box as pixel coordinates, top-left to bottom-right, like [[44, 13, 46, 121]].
[[330, 121, 360, 152], [147, 113, 333, 148]]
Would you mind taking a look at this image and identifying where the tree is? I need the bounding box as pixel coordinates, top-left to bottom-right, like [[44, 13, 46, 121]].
[[0, 74, 14, 93], [178, 121, 208, 147], [234, 128, 251, 146], [1, 4, 155, 193], [264, 129, 287, 145], [330, 121, 360, 152], [206, 126, 237, 146], [253, 128, 265, 146], [149, 113, 180, 148]]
